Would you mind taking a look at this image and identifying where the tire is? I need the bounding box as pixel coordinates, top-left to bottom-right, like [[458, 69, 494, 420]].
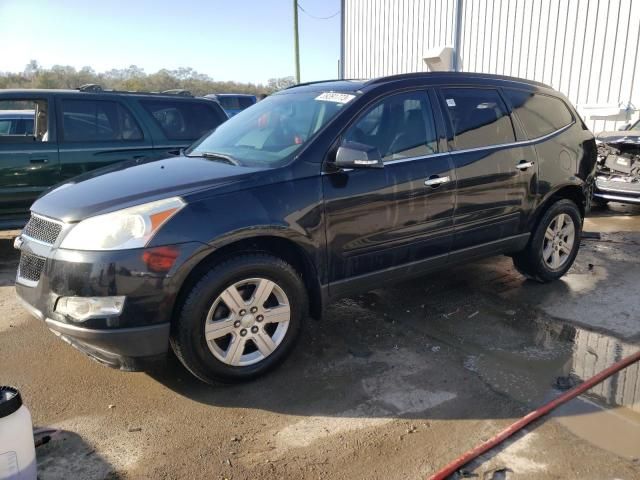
[[170, 253, 307, 384], [512, 199, 582, 283]]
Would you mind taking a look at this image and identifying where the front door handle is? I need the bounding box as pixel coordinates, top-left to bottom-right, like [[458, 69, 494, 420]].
[[424, 175, 450, 187], [29, 158, 48, 164], [515, 160, 535, 170]]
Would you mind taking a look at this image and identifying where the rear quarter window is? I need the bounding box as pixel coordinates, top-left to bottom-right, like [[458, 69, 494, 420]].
[[141, 100, 226, 141], [441, 88, 516, 150], [504, 90, 574, 139], [61, 99, 143, 142]]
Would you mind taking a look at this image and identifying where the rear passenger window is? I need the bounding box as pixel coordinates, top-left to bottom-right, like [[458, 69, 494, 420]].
[[141, 100, 226, 141], [62, 99, 143, 142], [344, 91, 438, 161], [0, 99, 48, 143], [504, 90, 574, 139], [441, 88, 515, 150]]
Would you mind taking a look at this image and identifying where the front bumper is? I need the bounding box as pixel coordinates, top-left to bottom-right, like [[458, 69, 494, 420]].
[[594, 177, 640, 204], [14, 236, 207, 371]]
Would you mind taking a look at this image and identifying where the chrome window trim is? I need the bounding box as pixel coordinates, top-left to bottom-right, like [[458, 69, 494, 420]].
[[382, 121, 574, 165], [323, 119, 573, 174]]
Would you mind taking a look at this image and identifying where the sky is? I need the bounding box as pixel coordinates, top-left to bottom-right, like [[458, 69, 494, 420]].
[[0, 0, 341, 84]]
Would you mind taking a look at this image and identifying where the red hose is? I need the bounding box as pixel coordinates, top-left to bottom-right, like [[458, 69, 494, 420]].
[[428, 349, 640, 480]]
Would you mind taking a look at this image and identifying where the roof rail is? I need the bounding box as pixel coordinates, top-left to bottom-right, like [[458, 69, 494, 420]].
[[78, 83, 104, 92], [76, 84, 194, 97], [284, 78, 363, 89], [365, 71, 552, 89], [162, 89, 192, 96]]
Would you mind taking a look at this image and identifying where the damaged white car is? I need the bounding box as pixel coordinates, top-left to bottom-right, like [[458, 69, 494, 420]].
[[594, 120, 640, 205]]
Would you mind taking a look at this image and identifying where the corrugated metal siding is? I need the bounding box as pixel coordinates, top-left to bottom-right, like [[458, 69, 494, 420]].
[[343, 0, 640, 131], [571, 330, 640, 413], [344, 0, 457, 77]]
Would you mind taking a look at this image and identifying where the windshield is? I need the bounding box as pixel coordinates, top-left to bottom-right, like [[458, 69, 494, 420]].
[[187, 91, 355, 166]]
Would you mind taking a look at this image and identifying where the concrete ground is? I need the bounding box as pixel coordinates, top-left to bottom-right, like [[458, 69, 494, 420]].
[[1, 204, 639, 480]]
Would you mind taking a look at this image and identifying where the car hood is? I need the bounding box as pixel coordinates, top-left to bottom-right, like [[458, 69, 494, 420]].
[[597, 130, 640, 144], [31, 155, 262, 222]]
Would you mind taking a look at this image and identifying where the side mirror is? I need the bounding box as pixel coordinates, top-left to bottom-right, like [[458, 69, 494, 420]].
[[618, 123, 631, 131], [335, 142, 384, 169]]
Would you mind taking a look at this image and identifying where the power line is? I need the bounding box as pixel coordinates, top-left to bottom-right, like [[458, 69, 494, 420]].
[[298, 2, 340, 20]]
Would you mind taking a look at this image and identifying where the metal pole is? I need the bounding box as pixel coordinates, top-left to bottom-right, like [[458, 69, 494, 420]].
[[293, 0, 301, 83], [339, 0, 345, 79], [452, 0, 464, 71]]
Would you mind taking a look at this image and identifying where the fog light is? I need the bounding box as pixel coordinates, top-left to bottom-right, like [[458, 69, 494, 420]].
[[55, 296, 125, 322]]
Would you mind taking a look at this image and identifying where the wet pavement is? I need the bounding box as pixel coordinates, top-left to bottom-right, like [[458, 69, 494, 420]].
[[0, 204, 639, 479]]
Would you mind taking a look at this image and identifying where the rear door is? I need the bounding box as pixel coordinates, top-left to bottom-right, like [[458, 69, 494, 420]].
[[0, 96, 60, 223], [56, 95, 153, 181], [323, 89, 456, 293], [137, 98, 227, 155], [438, 87, 537, 252]]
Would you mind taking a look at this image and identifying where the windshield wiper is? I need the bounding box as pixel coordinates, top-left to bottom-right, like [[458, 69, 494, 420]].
[[187, 151, 240, 166]]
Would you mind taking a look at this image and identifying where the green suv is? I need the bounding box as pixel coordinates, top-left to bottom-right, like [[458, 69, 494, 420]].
[[0, 87, 228, 229]]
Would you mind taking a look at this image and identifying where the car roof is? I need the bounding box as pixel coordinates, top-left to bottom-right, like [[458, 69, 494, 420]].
[[281, 72, 554, 94], [0, 88, 211, 100]]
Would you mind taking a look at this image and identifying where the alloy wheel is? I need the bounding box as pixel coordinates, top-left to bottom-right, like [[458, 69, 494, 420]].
[[542, 213, 575, 270], [204, 278, 290, 366]]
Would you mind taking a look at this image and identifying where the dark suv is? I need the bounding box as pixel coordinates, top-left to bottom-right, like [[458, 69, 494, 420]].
[[14, 73, 597, 384], [0, 87, 227, 229]]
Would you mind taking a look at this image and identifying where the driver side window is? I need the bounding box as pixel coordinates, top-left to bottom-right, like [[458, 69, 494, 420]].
[[344, 91, 438, 161]]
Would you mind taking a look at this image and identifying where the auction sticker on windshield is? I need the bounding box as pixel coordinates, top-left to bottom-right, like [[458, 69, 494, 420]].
[[315, 92, 356, 104]]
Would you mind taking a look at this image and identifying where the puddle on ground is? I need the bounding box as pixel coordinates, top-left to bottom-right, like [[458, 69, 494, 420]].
[[353, 286, 640, 460]]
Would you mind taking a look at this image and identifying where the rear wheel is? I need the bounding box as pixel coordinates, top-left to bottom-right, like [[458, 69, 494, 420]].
[[513, 199, 582, 283], [170, 254, 307, 384]]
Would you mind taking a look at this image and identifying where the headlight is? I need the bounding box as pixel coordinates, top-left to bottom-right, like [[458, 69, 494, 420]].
[[60, 197, 185, 251]]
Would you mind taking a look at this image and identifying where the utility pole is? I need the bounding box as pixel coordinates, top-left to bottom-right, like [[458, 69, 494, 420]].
[[293, 0, 301, 83]]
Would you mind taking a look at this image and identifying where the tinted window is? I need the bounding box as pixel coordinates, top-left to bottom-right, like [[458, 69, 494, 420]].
[[442, 88, 515, 150], [504, 90, 573, 139], [344, 91, 438, 161], [238, 97, 256, 109], [218, 96, 255, 110], [62, 99, 143, 142], [141, 100, 226, 141]]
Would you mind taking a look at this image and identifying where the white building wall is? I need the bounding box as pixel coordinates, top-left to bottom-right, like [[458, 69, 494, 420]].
[[343, 0, 640, 132]]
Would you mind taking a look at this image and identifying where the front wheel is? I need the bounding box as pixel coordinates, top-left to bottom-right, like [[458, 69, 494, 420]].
[[513, 199, 582, 283], [170, 254, 307, 384]]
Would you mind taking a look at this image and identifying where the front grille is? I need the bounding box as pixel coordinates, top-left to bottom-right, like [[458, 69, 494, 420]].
[[22, 215, 62, 245], [18, 253, 46, 283]]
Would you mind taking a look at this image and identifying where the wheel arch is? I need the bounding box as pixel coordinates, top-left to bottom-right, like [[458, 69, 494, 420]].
[[172, 234, 324, 324], [530, 183, 586, 233]]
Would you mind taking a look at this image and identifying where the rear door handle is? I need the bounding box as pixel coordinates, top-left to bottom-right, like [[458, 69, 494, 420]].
[[424, 175, 450, 187], [515, 160, 535, 170], [29, 158, 48, 164]]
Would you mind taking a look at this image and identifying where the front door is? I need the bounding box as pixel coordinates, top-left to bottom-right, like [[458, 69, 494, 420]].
[[322, 89, 456, 295], [437, 87, 537, 251], [0, 96, 60, 225]]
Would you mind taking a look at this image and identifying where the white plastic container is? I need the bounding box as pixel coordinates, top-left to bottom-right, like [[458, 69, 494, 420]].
[[0, 387, 36, 480]]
